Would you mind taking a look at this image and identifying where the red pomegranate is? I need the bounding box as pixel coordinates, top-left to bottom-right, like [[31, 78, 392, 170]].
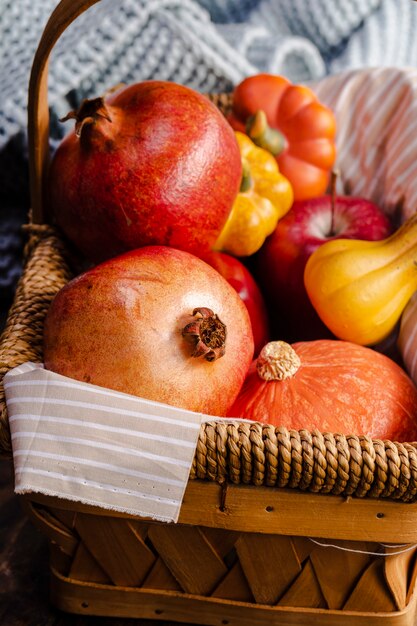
[[43, 246, 254, 416], [47, 81, 242, 262]]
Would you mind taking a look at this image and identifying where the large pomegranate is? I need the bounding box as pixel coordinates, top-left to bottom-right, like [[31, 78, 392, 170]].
[[43, 246, 254, 416], [47, 81, 242, 262]]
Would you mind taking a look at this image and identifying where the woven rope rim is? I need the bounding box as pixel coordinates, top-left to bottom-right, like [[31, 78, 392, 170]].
[[1, 94, 417, 502]]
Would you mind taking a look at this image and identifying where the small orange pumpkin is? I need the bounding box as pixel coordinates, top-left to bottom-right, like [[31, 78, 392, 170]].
[[228, 340, 417, 442], [228, 74, 336, 201]]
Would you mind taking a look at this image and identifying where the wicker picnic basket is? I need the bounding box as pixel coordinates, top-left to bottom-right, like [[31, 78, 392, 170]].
[[2, 0, 417, 624]]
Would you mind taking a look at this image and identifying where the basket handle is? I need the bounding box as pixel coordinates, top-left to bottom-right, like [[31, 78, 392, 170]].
[[28, 0, 102, 225]]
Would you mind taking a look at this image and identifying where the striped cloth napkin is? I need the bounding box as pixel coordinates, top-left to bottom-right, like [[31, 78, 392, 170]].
[[4, 362, 212, 522], [313, 66, 417, 224]]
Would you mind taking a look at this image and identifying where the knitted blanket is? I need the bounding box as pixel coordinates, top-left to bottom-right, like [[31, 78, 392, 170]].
[[1, 0, 417, 297]]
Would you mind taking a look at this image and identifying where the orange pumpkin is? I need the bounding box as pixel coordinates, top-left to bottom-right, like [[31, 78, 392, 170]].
[[228, 340, 417, 442], [229, 74, 336, 201]]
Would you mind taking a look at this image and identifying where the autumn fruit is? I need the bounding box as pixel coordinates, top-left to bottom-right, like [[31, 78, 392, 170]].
[[228, 339, 417, 442], [398, 292, 417, 385], [47, 81, 242, 262], [228, 74, 336, 200], [304, 212, 417, 346], [43, 246, 254, 416], [256, 190, 392, 341]]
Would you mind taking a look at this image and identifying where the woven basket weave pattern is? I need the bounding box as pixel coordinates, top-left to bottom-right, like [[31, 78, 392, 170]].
[[0, 226, 73, 453], [22, 498, 417, 615]]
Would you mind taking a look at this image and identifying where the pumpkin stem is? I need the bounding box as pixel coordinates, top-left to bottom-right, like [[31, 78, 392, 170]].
[[257, 341, 301, 381], [182, 307, 227, 362], [60, 97, 112, 139], [246, 110, 286, 157]]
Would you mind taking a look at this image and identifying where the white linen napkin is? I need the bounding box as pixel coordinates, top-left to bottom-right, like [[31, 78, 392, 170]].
[[4, 362, 215, 522]]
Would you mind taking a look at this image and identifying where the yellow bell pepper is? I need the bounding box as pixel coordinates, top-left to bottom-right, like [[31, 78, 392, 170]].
[[214, 131, 293, 257]]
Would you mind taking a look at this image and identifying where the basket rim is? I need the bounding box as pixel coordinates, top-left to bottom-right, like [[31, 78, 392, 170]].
[[23, 479, 417, 543]]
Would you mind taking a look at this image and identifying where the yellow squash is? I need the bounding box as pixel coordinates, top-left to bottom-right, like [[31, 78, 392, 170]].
[[398, 292, 417, 385], [214, 131, 293, 257], [304, 213, 417, 345]]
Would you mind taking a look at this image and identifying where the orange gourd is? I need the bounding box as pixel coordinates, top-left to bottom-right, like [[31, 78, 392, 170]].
[[229, 74, 336, 201], [228, 340, 417, 442]]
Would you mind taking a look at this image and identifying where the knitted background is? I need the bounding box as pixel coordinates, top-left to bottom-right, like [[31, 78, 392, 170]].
[[1, 0, 417, 309]]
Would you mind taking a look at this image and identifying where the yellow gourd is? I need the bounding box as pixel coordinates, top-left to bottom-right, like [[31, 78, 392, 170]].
[[398, 291, 417, 385], [304, 213, 417, 345], [213, 131, 293, 257]]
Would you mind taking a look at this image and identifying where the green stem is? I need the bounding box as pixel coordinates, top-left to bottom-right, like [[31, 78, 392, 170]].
[[246, 110, 286, 156], [239, 158, 253, 192]]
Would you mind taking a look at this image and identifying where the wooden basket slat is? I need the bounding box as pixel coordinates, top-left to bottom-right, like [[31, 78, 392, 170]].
[[147, 525, 228, 596], [49, 542, 73, 578], [277, 561, 326, 609], [141, 557, 183, 592], [22, 500, 78, 556], [210, 561, 254, 602], [343, 560, 397, 612], [48, 506, 77, 530], [127, 519, 150, 541], [235, 534, 301, 605], [292, 536, 315, 563], [74, 514, 156, 587], [21, 485, 417, 622], [69, 543, 111, 584], [309, 542, 371, 609], [406, 553, 417, 607], [201, 527, 240, 560], [384, 549, 417, 611]]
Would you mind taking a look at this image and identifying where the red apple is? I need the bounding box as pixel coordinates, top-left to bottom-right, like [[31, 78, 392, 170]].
[[202, 251, 270, 355], [47, 81, 242, 262], [256, 194, 393, 341]]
